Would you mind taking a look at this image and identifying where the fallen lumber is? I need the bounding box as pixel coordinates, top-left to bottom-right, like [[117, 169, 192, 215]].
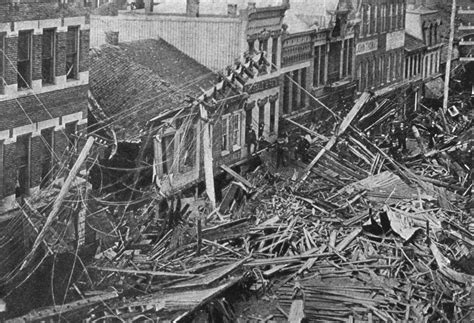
[[221, 164, 254, 189], [297, 92, 372, 185], [89, 266, 202, 278]]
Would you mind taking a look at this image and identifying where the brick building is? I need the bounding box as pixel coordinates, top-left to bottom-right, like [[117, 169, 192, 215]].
[[354, 0, 406, 93], [0, 1, 89, 214], [280, 3, 357, 122]]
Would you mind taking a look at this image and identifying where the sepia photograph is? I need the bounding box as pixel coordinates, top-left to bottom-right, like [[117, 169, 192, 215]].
[[0, 0, 472, 321]]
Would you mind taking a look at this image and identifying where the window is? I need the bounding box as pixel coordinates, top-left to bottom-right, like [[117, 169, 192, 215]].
[[367, 60, 373, 88], [379, 56, 384, 85], [381, 5, 386, 32], [179, 126, 195, 172], [65, 121, 78, 151], [386, 55, 391, 83], [0, 140, 3, 198], [283, 73, 290, 114], [271, 37, 278, 71], [300, 68, 307, 107], [40, 128, 54, 188], [258, 100, 265, 136], [248, 39, 255, 54], [232, 113, 241, 148], [66, 26, 79, 80], [367, 5, 372, 35], [357, 64, 362, 91], [373, 5, 378, 34], [269, 99, 276, 133], [16, 134, 31, 197], [313, 46, 320, 87], [0, 33, 4, 93], [320, 45, 326, 85], [292, 69, 299, 110], [42, 28, 56, 85], [18, 30, 32, 89], [221, 116, 229, 152], [161, 134, 174, 175]]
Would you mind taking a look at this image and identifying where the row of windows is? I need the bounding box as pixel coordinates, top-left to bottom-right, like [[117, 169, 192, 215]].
[[357, 50, 403, 91], [423, 22, 442, 47], [0, 122, 78, 199], [360, 2, 405, 38], [0, 26, 80, 93]]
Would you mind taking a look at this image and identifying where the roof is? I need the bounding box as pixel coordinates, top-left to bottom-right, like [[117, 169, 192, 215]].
[[405, 33, 426, 52], [89, 39, 218, 141]]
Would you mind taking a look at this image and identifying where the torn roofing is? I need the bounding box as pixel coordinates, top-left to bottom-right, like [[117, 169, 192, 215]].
[[89, 39, 219, 141]]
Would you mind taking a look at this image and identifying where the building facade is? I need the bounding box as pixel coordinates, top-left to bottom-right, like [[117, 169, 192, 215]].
[[0, 1, 89, 214], [354, 0, 406, 93], [458, 0, 474, 61]]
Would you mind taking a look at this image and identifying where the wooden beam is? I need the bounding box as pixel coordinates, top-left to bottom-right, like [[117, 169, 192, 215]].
[[220, 164, 254, 189], [200, 105, 216, 208], [283, 117, 329, 141], [297, 92, 371, 185], [89, 267, 201, 278], [21, 136, 95, 270]]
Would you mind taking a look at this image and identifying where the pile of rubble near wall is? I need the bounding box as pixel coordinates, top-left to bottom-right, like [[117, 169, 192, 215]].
[[11, 124, 473, 321]]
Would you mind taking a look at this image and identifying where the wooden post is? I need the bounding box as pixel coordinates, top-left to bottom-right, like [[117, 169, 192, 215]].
[[441, 0, 457, 133], [200, 105, 216, 208], [21, 136, 95, 270]]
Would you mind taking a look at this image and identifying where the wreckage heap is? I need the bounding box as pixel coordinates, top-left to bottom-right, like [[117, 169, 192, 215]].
[[10, 109, 473, 322]]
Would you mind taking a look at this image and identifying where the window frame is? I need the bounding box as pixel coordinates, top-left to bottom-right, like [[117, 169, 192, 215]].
[[17, 30, 33, 90], [232, 113, 241, 150]]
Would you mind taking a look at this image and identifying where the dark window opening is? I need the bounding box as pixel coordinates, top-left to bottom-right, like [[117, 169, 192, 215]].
[[271, 37, 278, 71], [283, 73, 290, 114], [18, 30, 32, 89], [16, 134, 30, 198], [0, 141, 3, 198], [179, 126, 195, 173], [40, 128, 54, 188], [65, 121, 78, 151], [248, 40, 255, 54], [258, 103, 265, 137], [292, 70, 299, 110], [313, 46, 320, 87], [300, 68, 307, 108], [161, 134, 174, 175], [320, 45, 326, 85], [66, 26, 79, 80], [42, 28, 56, 85], [269, 100, 276, 133], [0, 33, 5, 93]]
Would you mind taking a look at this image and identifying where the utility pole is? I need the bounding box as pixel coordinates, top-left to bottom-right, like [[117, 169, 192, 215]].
[[442, 0, 457, 134]]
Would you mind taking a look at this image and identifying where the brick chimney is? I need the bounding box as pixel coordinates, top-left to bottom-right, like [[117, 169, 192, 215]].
[[186, 0, 199, 17], [105, 31, 119, 46], [228, 4, 237, 16]]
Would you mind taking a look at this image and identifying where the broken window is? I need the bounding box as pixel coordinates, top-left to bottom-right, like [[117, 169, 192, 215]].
[[16, 134, 31, 197], [65, 121, 78, 151], [179, 126, 195, 173], [18, 30, 32, 89], [0, 33, 4, 93], [66, 26, 79, 80], [221, 116, 229, 152], [40, 128, 54, 188], [42, 28, 56, 85], [232, 113, 241, 148], [161, 134, 174, 175]]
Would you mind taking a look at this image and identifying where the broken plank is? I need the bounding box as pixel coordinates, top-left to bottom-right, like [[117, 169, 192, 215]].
[[89, 267, 201, 278], [335, 228, 362, 252], [220, 164, 254, 189]]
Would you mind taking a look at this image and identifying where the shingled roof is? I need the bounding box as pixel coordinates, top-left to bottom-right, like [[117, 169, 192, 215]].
[[89, 39, 219, 141]]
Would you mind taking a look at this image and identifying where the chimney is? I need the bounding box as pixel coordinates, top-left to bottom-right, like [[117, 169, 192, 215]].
[[228, 4, 238, 16], [144, 0, 154, 13], [105, 31, 119, 46], [186, 0, 200, 17], [248, 2, 256, 10]]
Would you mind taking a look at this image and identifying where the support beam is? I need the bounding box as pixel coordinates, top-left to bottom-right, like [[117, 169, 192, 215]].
[[297, 92, 372, 186], [441, 0, 456, 133], [200, 105, 216, 208], [21, 136, 95, 270], [283, 117, 329, 141]]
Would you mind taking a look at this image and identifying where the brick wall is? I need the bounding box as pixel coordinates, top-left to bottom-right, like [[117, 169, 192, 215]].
[[79, 29, 90, 73], [56, 30, 67, 78], [4, 37, 18, 86], [30, 135, 43, 188], [32, 34, 43, 82], [3, 143, 16, 197], [0, 2, 89, 23], [0, 85, 88, 131]]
